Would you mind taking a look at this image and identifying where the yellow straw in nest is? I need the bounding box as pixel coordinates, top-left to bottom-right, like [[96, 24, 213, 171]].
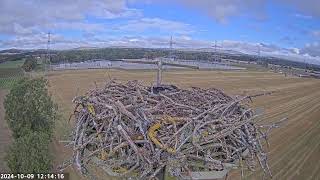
[[87, 104, 96, 116], [148, 118, 177, 154], [112, 166, 128, 173], [98, 134, 108, 160]]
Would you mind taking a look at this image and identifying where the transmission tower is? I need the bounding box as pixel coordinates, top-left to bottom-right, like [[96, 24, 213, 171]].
[[214, 40, 217, 54], [45, 32, 51, 73], [304, 59, 307, 72], [169, 36, 175, 60], [211, 40, 222, 62], [212, 40, 217, 61]]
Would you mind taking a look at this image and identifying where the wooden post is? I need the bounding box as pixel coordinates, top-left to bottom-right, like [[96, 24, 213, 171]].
[[156, 58, 163, 87]]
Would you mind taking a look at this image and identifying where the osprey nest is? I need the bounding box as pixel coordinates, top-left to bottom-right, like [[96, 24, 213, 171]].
[[63, 80, 284, 179]]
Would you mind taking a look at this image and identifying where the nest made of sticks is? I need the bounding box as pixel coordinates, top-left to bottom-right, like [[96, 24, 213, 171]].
[[63, 80, 285, 179]]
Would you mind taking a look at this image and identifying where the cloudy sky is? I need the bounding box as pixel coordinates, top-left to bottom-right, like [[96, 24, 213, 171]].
[[1, 0, 320, 64]]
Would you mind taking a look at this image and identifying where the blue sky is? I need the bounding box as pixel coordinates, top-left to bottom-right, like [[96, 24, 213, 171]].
[[0, 0, 320, 64], [127, 1, 319, 48]]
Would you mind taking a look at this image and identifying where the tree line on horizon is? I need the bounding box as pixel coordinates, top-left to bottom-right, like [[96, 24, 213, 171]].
[[1, 48, 319, 71]]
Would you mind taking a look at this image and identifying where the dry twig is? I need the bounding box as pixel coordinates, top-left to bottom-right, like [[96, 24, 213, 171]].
[[63, 80, 283, 179]]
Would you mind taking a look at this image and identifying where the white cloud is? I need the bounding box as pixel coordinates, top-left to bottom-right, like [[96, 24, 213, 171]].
[[292, 48, 300, 54], [181, 0, 266, 23], [49, 22, 105, 32], [280, 0, 320, 18], [0, 23, 38, 36], [180, 36, 192, 41], [0, 0, 195, 49], [0, 0, 138, 35], [301, 42, 320, 57], [294, 13, 312, 19], [312, 30, 320, 38], [134, 0, 266, 23], [115, 18, 194, 34], [0, 33, 68, 49]]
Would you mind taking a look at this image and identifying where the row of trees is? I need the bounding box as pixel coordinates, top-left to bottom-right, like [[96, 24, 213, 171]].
[[50, 47, 320, 71], [50, 48, 224, 64], [4, 78, 57, 172], [2, 47, 320, 71]]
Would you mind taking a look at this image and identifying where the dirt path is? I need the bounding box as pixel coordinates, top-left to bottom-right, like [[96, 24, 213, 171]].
[[0, 89, 12, 172]]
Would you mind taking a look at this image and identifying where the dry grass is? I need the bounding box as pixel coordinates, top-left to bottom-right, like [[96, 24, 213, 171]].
[[47, 69, 320, 180]]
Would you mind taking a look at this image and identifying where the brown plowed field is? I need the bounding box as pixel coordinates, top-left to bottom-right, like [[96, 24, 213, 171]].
[[46, 69, 320, 180]]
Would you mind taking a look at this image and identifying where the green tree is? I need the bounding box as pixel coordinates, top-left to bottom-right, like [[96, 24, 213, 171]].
[[22, 58, 37, 72], [6, 132, 52, 173], [4, 78, 57, 139]]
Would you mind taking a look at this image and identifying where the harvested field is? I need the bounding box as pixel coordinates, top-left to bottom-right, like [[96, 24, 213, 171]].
[[0, 61, 24, 89], [47, 69, 320, 180]]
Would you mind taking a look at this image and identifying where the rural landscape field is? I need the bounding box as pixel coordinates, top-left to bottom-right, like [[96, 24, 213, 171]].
[[1, 0, 320, 179], [41, 69, 319, 180], [0, 51, 319, 180]]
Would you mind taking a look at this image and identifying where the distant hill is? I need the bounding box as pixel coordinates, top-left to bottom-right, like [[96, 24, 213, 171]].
[[0, 49, 26, 54], [71, 46, 99, 50], [194, 48, 244, 55]]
